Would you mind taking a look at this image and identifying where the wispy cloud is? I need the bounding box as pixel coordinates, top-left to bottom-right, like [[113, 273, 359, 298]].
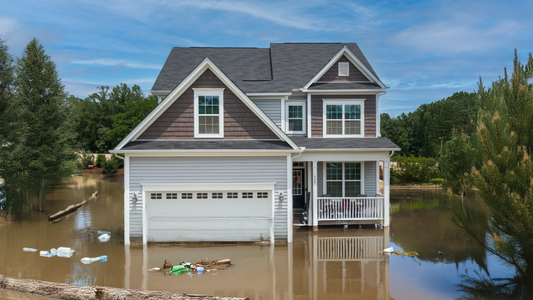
[[70, 59, 161, 69]]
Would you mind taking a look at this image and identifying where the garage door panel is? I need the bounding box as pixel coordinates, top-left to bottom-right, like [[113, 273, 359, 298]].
[[149, 217, 270, 231], [150, 201, 270, 218], [147, 189, 272, 242]]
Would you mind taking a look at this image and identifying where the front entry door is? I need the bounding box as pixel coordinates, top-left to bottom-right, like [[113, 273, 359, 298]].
[[292, 168, 305, 208]]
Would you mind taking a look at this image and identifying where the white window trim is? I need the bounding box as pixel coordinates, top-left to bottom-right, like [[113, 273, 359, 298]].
[[193, 88, 225, 138], [338, 62, 349, 76], [322, 99, 365, 138], [285, 100, 306, 135], [323, 162, 365, 197]]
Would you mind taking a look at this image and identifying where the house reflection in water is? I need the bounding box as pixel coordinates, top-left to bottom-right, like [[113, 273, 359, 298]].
[[125, 228, 390, 300], [292, 228, 390, 300]]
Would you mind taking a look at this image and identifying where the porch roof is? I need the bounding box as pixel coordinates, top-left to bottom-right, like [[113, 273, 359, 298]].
[[290, 136, 400, 150], [121, 140, 293, 150]]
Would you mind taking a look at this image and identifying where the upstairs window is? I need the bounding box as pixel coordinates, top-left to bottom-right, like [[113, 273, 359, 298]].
[[323, 100, 364, 137], [194, 88, 224, 138], [338, 62, 349, 76], [285, 101, 306, 134]]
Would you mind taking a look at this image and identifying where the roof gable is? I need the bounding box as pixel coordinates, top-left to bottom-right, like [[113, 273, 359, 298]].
[[114, 58, 299, 151], [302, 46, 387, 90]]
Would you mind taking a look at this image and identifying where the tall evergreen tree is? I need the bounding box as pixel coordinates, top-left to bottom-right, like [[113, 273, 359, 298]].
[[15, 38, 76, 212], [450, 50, 533, 295]]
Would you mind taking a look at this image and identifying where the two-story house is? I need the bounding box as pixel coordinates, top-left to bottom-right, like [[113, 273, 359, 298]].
[[111, 43, 400, 245]]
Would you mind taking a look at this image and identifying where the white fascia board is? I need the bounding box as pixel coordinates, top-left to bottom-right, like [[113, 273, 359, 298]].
[[246, 92, 292, 97], [114, 57, 300, 151], [302, 148, 401, 152], [300, 89, 386, 94], [302, 46, 387, 90], [109, 149, 300, 156]]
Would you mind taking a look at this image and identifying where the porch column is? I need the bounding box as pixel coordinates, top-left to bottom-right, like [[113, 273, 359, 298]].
[[383, 161, 390, 226], [312, 161, 318, 230]]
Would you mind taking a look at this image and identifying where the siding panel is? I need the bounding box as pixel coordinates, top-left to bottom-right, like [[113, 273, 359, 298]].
[[311, 94, 376, 137], [128, 156, 288, 240], [317, 56, 371, 83], [251, 99, 282, 128], [139, 69, 279, 140]]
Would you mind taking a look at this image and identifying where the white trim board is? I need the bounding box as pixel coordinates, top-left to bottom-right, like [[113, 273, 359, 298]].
[[114, 57, 300, 151], [302, 46, 387, 90]]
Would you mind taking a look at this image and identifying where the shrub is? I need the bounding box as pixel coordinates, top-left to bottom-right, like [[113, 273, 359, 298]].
[[394, 155, 438, 182], [80, 151, 94, 169], [111, 154, 124, 168], [102, 158, 118, 174], [95, 154, 106, 168], [430, 178, 445, 184]]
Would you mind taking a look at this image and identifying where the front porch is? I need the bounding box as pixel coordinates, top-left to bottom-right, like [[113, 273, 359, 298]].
[[291, 155, 391, 229]]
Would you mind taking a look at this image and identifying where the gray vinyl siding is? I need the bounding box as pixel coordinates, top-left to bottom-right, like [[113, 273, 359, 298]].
[[128, 156, 288, 240], [317, 162, 324, 196], [251, 99, 282, 128], [364, 162, 377, 196]]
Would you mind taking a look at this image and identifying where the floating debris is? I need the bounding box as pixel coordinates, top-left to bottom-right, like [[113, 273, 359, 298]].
[[155, 258, 232, 275]]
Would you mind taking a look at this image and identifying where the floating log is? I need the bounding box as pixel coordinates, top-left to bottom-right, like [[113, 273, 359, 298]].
[[0, 274, 248, 300], [48, 191, 98, 221]]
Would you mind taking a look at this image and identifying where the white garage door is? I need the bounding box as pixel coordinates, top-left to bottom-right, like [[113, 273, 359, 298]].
[[146, 190, 272, 242]]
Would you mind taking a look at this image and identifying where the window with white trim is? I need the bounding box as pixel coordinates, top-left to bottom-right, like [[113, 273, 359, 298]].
[[242, 192, 253, 199], [325, 162, 361, 197], [193, 88, 224, 138], [212, 192, 223, 199], [181, 193, 192, 199], [151, 193, 162, 199], [257, 192, 268, 198], [338, 62, 349, 76], [227, 192, 238, 199], [197, 193, 208, 199], [285, 101, 306, 134], [323, 100, 364, 137]]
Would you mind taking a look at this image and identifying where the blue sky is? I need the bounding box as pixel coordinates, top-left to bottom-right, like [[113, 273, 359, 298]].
[[1, 0, 532, 116]]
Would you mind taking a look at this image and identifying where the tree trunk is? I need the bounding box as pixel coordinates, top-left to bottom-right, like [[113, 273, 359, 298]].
[[0, 274, 248, 300]]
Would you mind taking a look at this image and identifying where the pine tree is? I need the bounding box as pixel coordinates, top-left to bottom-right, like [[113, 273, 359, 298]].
[[450, 50, 533, 294], [15, 38, 76, 212]]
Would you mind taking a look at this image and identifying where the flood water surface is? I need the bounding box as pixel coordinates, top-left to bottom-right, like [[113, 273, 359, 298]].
[[0, 175, 518, 299]]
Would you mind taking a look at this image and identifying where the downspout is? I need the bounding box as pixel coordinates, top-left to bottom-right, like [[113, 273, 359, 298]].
[[389, 150, 395, 158], [291, 147, 306, 160], [114, 153, 125, 160]]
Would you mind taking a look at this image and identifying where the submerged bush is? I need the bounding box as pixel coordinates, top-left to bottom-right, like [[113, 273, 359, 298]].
[[95, 154, 106, 168], [80, 151, 94, 169], [102, 157, 118, 174]]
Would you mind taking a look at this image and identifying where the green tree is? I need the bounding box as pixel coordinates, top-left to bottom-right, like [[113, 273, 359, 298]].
[[450, 51, 533, 296], [16, 38, 77, 212], [438, 129, 479, 198]]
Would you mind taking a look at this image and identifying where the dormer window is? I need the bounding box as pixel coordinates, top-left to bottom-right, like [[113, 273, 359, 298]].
[[338, 62, 349, 76], [193, 88, 224, 138], [323, 99, 364, 137]]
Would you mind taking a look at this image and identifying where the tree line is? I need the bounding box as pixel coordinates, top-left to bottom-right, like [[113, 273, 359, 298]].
[[0, 38, 157, 216]]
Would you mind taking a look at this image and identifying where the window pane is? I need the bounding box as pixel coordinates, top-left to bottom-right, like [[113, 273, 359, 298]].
[[345, 181, 361, 197], [288, 106, 303, 118], [293, 170, 302, 195], [326, 105, 342, 119], [345, 120, 361, 135], [345, 163, 361, 180], [327, 163, 342, 180], [326, 120, 342, 135], [345, 105, 361, 119], [289, 119, 303, 131], [198, 96, 219, 115], [199, 116, 219, 134], [327, 182, 342, 197]]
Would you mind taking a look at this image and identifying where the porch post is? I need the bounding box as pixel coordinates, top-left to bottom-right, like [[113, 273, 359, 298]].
[[383, 160, 390, 226], [312, 160, 318, 230]]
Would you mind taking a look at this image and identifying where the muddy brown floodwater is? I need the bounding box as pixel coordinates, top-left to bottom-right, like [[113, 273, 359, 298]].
[[0, 175, 518, 300]]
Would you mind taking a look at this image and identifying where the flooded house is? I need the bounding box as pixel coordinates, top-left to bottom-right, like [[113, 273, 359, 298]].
[[110, 43, 400, 244]]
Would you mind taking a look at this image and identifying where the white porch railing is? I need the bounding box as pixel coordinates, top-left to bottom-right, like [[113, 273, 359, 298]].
[[317, 197, 384, 221], [317, 236, 384, 260]]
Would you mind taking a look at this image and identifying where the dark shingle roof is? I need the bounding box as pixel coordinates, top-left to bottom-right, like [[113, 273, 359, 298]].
[[290, 136, 400, 150], [308, 82, 382, 90], [122, 140, 293, 151], [152, 43, 382, 94]]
